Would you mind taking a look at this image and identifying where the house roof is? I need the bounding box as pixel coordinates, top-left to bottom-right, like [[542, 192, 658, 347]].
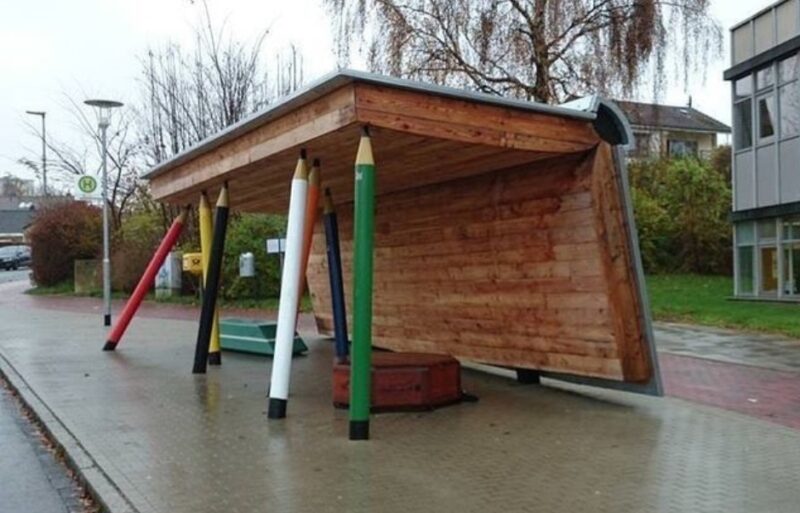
[[614, 100, 731, 134], [0, 209, 35, 234]]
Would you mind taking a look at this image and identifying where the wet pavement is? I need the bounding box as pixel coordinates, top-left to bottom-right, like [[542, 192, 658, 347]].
[[0, 381, 86, 512], [2, 284, 800, 512], [657, 321, 800, 373]]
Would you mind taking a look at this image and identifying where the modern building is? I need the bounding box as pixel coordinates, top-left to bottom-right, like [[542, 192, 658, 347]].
[[616, 100, 730, 160], [0, 209, 35, 245], [726, 0, 800, 299]]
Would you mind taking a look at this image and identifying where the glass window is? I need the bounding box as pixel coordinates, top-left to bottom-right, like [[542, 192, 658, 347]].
[[759, 219, 777, 241], [735, 76, 753, 99], [734, 99, 753, 149], [780, 55, 799, 83], [758, 95, 776, 139], [757, 66, 775, 90], [737, 221, 755, 245], [780, 84, 800, 137], [784, 217, 800, 240], [630, 132, 652, 158], [738, 246, 755, 294], [668, 139, 698, 158], [761, 246, 779, 294], [783, 243, 800, 295]]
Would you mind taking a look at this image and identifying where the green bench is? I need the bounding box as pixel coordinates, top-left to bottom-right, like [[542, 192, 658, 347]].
[[219, 318, 307, 356]]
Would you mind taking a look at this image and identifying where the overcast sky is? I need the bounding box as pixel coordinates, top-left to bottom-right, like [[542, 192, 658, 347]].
[[0, 0, 776, 188]]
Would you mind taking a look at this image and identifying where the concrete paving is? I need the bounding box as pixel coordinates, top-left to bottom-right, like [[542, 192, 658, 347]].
[[2, 292, 800, 512], [0, 381, 85, 512]]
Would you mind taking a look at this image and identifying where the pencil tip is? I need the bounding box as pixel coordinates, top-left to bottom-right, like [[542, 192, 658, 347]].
[[300, 148, 307, 159]]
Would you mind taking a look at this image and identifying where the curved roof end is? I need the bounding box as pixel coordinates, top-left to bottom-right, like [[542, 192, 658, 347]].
[[561, 96, 634, 147]]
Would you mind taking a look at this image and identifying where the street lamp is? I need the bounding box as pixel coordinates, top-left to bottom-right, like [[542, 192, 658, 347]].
[[25, 110, 47, 196], [84, 99, 124, 327]]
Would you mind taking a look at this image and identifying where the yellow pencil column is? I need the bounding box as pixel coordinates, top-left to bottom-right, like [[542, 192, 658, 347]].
[[199, 192, 222, 365]]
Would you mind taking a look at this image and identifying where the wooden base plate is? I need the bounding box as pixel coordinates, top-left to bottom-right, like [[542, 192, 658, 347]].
[[333, 352, 462, 412]]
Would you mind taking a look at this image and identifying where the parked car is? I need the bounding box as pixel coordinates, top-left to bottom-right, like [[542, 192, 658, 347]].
[[0, 245, 31, 270]]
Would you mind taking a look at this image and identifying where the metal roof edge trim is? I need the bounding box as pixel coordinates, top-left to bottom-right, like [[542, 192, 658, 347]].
[[565, 96, 634, 147]]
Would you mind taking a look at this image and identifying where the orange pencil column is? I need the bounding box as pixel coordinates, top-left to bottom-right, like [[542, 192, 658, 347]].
[[298, 158, 321, 304]]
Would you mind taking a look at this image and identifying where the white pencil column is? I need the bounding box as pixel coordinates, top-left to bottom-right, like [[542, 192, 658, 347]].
[[268, 150, 309, 419]]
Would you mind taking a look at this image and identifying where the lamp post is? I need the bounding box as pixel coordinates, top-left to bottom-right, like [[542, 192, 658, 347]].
[[25, 110, 47, 196], [84, 99, 124, 327]]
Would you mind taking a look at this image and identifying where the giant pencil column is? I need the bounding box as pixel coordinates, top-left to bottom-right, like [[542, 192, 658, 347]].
[[350, 126, 376, 441], [104, 207, 189, 350], [199, 192, 222, 366], [192, 185, 230, 374], [323, 188, 349, 362], [299, 159, 321, 292], [268, 151, 309, 419]]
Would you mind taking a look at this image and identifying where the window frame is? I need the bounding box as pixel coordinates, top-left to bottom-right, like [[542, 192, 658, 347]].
[[757, 92, 777, 143], [779, 54, 800, 142]]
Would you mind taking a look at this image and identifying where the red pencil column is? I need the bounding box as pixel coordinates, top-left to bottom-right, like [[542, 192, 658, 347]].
[[103, 207, 189, 351]]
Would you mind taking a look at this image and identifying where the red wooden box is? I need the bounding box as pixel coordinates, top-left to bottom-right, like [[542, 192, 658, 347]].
[[333, 352, 462, 411]]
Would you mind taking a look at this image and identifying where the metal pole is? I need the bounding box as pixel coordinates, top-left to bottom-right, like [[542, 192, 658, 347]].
[[101, 120, 111, 327], [41, 113, 47, 196]]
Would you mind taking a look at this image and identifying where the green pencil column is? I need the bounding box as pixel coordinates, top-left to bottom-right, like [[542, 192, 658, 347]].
[[350, 126, 375, 441]]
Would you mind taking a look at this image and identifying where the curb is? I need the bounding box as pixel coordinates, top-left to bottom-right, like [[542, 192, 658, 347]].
[[0, 353, 138, 513]]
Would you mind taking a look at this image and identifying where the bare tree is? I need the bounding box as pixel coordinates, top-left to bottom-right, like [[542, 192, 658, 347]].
[[325, 0, 722, 103], [133, 0, 306, 232], [138, 0, 305, 166]]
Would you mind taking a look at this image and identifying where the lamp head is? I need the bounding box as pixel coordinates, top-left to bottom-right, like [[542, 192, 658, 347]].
[[84, 99, 124, 126]]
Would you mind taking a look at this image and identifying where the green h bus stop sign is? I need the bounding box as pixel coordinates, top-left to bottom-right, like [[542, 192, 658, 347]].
[[77, 175, 97, 195]]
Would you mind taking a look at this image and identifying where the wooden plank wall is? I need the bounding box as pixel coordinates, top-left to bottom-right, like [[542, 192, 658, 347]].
[[305, 143, 652, 382]]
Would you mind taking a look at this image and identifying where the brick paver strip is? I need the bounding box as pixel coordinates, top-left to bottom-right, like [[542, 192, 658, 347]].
[[660, 352, 800, 430]]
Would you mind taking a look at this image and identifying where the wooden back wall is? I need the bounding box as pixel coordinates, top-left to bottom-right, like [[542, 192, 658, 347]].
[[305, 142, 653, 383]]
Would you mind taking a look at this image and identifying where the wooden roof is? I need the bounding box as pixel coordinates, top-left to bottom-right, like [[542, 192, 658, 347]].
[[145, 70, 631, 213]]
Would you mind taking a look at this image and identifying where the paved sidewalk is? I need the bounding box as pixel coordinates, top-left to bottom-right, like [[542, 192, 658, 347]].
[[10, 281, 800, 429], [656, 321, 800, 373], [2, 289, 800, 512], [0, 380, 86, 512]]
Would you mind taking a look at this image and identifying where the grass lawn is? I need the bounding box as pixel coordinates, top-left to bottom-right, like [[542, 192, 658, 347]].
[[647, 274, 800, 338], [26, 282, 312, 312]]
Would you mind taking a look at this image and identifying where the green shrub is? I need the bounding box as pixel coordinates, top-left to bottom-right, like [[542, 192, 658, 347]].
[[28, 202, 103, 286], [629, 157, 731, 275], [111, 209, 166, 292], [221, 213, 286, 300]]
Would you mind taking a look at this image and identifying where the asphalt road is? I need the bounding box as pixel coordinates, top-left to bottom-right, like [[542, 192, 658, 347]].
[[0, 268, 30, 284]]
